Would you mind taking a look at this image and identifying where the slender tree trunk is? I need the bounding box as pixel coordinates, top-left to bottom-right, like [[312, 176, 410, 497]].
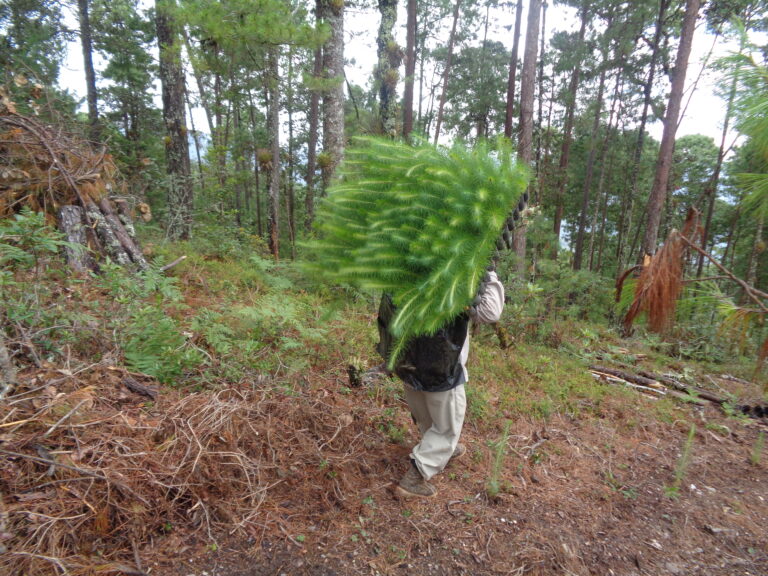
[[320, 0, 345, 188], [248, 91, 263, 235], [305, 3, 322, 230], [514, 0, 542, 277], [267, 49, 281, 259], [287, 49, 296, 258], [233, 106, 243, 227], [433, 0, 461, 145], [534, 0, 547, 176], [616, 0, 669, 275], [503, 0, 524, 139], [156, 0, 193, 240], [77, 0, 100, 142], [746, 213, 764, 289], [213, 52, 227, 188], [181, 27, 215, 136], [588, 71, 623, 271], [184, 85, 205, 193], [552, 8, 587, 255], [697, 50, 740, 276], [403, 0, 417, 138], [573, 63, 608, 270], [376, 0, 401, 137], [641, 0, 701, 258]]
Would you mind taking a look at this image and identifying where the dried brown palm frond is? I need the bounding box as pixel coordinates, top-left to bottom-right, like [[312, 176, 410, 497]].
[[623, 209, 702, 334]]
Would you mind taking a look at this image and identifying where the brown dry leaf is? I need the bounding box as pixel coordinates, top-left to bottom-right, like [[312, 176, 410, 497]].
[[13, 74, 28, 87]]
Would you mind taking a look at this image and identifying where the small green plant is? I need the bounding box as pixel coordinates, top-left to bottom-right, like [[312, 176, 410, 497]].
[[0, 208, 80, 269], [664, 423, 696, 499], [750, 431, 764, 466], [485, 420, 511, 500], [123, 306, 203, 384]]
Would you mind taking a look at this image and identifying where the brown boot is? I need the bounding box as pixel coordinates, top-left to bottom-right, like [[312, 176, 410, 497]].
[[451, 443, 467, 460], [396, 461, 437, 498]]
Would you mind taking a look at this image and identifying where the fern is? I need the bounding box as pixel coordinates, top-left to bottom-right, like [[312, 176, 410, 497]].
[[303, 136, 529, 365], [123, 306, 202, 384]]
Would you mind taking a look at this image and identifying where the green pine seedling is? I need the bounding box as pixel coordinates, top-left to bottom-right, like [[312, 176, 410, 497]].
[[303, 136, 529, 366]]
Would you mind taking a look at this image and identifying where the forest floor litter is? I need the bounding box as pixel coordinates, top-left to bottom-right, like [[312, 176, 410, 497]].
[[1, 348, 766, 576]]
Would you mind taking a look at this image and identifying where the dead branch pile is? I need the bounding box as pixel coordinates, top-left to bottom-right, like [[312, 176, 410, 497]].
[[0, 367, 382, 576], [0, 113, 148, 271]]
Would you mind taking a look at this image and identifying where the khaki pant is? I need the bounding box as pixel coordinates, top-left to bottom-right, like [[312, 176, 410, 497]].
[[404, 383, 466, 481]]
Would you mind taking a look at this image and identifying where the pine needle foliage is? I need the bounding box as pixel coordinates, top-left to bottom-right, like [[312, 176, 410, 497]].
[[303, 136, 529, 362]]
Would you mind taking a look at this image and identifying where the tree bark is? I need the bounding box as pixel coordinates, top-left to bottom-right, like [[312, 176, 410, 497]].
[[57, 205, 98, 273], [77, 0, 100, 142], [402, 0, 417, 139], [641, 0, 701, 258], [513, 0, 542, 278], [616, 0, 669, 275], [320, 0, 345, 188], [503, 0, 524, 139], [156, 0, 193, 240], [305, 3, 323, 230], [267, 48, 281, 260], [552, 8, 587, 255], [573, 62, 607, 270], [433, 0, 461, 145], [376, 0, 401, 137]]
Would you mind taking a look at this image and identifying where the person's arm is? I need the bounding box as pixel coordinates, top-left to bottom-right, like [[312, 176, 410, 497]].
[[467, 270, 504, 324]]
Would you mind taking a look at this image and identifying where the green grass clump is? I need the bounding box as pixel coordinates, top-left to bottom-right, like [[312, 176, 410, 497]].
[[303, 136, 529, 366]]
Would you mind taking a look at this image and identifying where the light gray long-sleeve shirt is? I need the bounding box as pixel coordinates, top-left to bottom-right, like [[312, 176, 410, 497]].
[[458, 270, 505, 383]]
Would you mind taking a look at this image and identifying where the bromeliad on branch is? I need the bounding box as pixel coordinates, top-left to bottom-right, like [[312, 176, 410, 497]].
[[303, 136, 529, 364]]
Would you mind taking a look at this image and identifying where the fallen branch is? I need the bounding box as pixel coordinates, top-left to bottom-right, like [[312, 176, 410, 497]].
[[679, 234, 768, 314], [0, 448, 149, 505], [121, 376, 158, 400], [160, 255, 187, 272], [590, 370, 666, 397], [636, 370, 727, 404]]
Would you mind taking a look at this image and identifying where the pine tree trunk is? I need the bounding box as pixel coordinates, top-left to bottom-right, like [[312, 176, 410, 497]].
[[376, 0, 401, 137], [181, 27, 215, 136], [616, 0, 668, 275], [77, 0, 100, 142], [697, 40, 741, 277], [156, 0, 193, 240], [641, 0, 701, 258], [320, 0, 345, 187], [534, 0, 547, 178], [503, 0, 523, 139], [287, 50, 296, 259], [248, 92, 264, 236], [267, 48, 281, 260], [513, 0, 542, 277], [746, 212, 764, 289], [305, 32, 322, 230], [402, 0, 417, 139], [552, 8, 587, 255], [433, 0, 461, 145]]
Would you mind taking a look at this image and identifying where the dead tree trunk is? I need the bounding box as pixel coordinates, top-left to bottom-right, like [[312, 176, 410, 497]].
[[57, 205, 98, 273]]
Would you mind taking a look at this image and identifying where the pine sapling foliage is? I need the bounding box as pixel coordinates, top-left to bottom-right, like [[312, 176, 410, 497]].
[[304, 137, 529, 363]]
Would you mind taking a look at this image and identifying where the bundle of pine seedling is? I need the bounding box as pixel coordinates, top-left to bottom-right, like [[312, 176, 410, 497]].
[[305, 136, 529, 363]]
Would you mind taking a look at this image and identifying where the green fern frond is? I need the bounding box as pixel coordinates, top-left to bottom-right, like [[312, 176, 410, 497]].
[[302, 136, 530, 366]]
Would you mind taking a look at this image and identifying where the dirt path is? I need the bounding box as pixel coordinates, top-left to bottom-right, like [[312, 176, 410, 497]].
[[173, 401, 767, 576]]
